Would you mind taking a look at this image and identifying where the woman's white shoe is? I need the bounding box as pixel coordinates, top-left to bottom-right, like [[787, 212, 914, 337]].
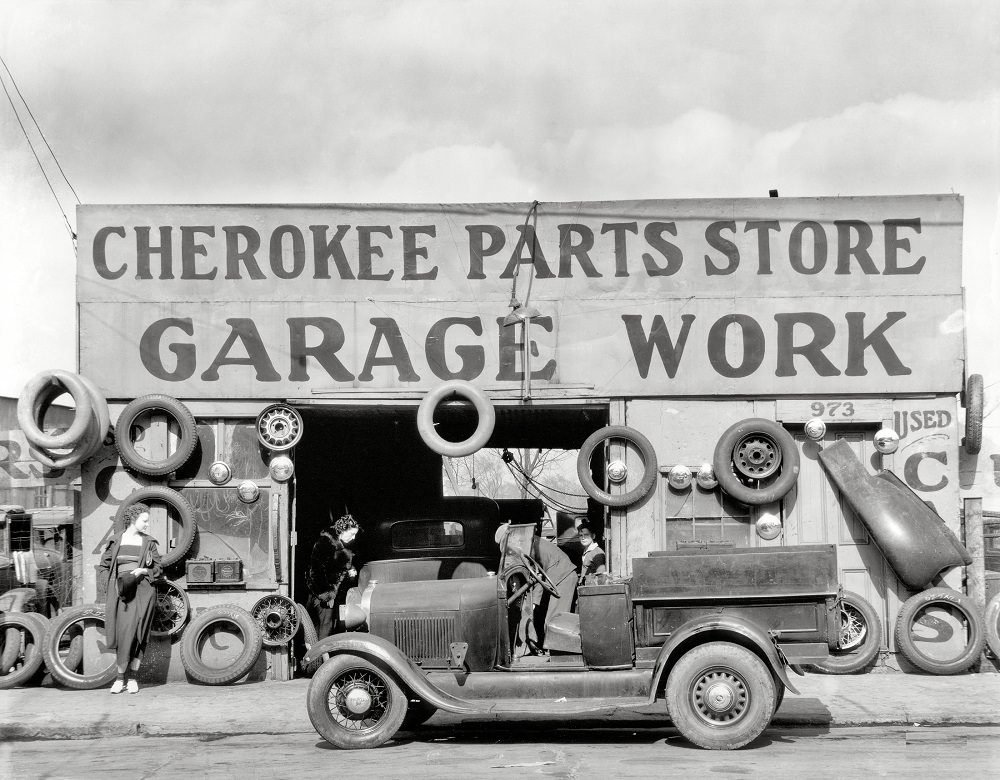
[[109, 679, 125, 694], [126, 679, 139, 694]]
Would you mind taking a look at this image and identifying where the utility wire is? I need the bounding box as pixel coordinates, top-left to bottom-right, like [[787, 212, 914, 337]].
[[0, 52, 78, 239]]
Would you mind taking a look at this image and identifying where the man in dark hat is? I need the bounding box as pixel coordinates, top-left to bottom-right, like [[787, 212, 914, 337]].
[[306, 513, 359, 639]]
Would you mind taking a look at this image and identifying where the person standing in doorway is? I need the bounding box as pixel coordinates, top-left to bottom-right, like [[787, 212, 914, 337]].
[[99, 501, 162, 694], [307, 513, 359, 639], [577, 523, 607, 585]]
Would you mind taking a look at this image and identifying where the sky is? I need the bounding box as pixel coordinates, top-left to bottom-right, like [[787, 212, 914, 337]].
[[1, 0, 998, 401]]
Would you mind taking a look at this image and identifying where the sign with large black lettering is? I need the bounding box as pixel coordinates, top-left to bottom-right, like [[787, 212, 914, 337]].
[[76, 196, 964, 399]]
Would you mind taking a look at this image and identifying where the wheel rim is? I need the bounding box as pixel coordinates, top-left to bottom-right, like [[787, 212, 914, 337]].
[[733, 433, 782, 480], [690, 666, 750, 727], [839, 603, 869, 651], [152, 582, 189, 636], [256, 405, 302, 451], [252, 595, 299, 646], [328, 667, 390, 731]]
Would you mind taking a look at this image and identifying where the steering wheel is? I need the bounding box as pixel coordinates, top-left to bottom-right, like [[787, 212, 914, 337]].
[[518, 551, 560, 599]]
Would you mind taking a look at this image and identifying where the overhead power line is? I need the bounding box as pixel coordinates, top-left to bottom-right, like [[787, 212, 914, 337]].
[[0, 51, 79, 241]]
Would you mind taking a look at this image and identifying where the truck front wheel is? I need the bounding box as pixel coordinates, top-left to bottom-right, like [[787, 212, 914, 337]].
[[666, 642, 775, 750], [308, 654, 407, 749]]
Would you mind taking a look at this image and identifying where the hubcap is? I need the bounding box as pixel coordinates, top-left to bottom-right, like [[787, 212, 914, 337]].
[[345, 687, 373, 715], [704, 682, 735, 712], [691, 668, 749, 726]]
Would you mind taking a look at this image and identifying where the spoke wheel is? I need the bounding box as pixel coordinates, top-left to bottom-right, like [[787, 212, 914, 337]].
[[308, 654, 407, 749], [811, 590, 883, 674], [251, 594, 300, 647], [151, 580, 190, 638]]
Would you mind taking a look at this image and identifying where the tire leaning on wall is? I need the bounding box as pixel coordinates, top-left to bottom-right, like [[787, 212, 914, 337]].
[[113, 485, 198, 568], [894, 588, 986, 675], [0, 612, 47, 689], [809, 590, 883, 674], [115, 394, 199, 476], [180, 604, 264, 685], [42, 604, 119, 690], [983, 592, 1000, 662]]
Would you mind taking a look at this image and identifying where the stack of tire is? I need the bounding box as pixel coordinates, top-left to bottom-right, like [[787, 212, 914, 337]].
[[17, 369, 112, 469]]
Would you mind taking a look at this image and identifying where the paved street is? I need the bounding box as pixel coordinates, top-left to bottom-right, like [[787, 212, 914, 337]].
[[4, 725, 1000, 779]]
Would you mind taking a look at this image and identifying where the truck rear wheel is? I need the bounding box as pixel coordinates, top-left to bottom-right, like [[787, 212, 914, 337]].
[[666, 641, 775, 750], [307, 654, 407, 749]]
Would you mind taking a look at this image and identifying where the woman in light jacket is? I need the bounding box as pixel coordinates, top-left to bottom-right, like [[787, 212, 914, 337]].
[[99, 501, 162, 694]]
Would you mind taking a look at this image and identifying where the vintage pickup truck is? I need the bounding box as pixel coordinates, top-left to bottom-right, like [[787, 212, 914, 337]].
[[303, 520, 841, 751]]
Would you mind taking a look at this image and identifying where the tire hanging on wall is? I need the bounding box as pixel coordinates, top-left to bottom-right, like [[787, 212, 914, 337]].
[[962, 373, 983, 455], [416, 381, 496, 457], [17, 369, 95, 452], [810, 590, 883, 674], [41, 604, 119, 690], [115, 394, 198, 476], [113, 485, 197, 568], [19, 371, 111, 469], [0, 612, 47, 689], [576, 425, 658, 508], [256, 404, 304, 451], [894, 588, 986, 675], [180, 604, 263, 685], [712, 418, 800, 506], [985, 592, 1000, 661]]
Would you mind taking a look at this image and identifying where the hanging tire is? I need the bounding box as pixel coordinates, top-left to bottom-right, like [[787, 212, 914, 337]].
[[256, 404, 304, 451], [297, 602, 325, 677], [307, 653, 408, 749], [115, 394, 198, 476], [17, 369, 95, 451], [180, 604, 263, 685], [151, 579, 191, 638], [665, 641, 775, 750], [985, 592, 1000, 661], [42, 604, 118, 689], [0, 612, 47, 688], [894, 588, 986, 675], [962, 374, 983, 455], [577, 425, 658, 508], [416, 381, 495, 457], [77, 374, 112, 448], [114, 486, 197, 568], [713, 418, 800, 506], [251, 594, 300, 647], [811, 590, 883, 674]]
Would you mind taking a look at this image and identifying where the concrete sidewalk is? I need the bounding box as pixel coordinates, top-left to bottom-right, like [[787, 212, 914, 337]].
[[1, 672, 999, 741]]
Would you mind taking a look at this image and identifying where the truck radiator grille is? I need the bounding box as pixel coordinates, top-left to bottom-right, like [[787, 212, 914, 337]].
[[393, 615, 455, 660]]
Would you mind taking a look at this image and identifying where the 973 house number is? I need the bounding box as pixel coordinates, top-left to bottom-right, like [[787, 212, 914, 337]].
[[810, 401, 855, 417]]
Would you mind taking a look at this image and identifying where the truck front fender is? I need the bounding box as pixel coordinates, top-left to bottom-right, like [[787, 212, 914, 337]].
[[302, 633, 488, 715], [646, 613, 798, 705]]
